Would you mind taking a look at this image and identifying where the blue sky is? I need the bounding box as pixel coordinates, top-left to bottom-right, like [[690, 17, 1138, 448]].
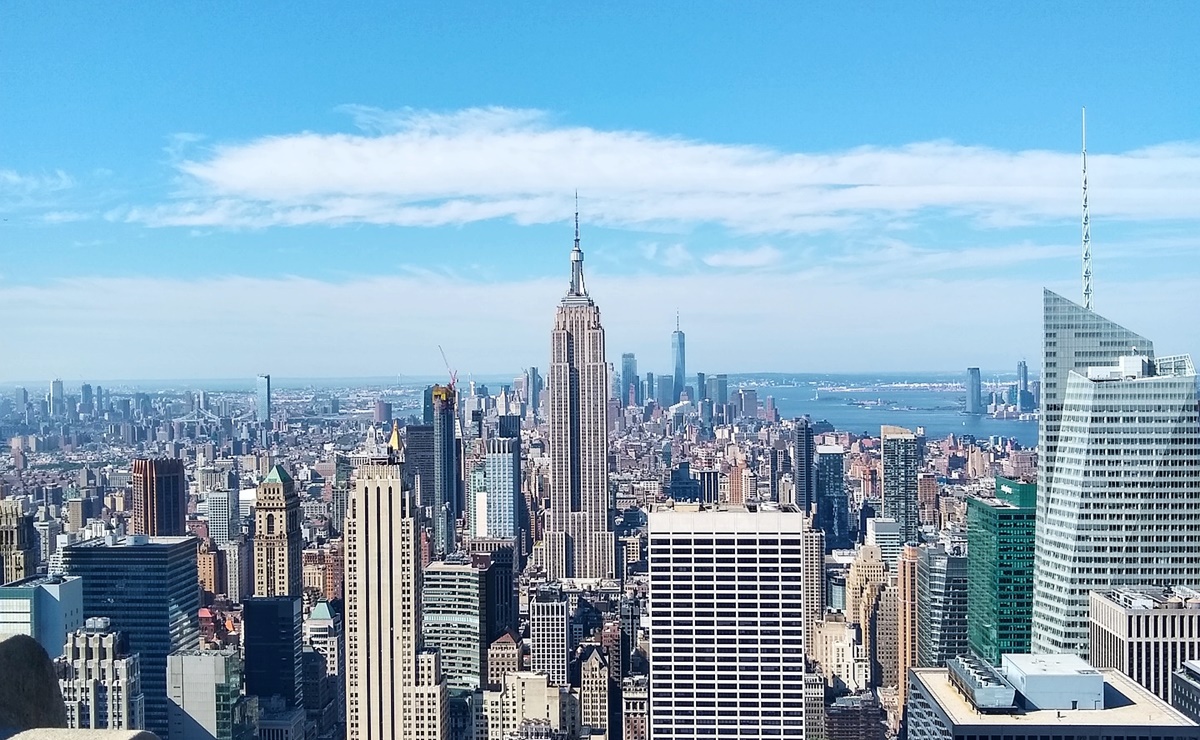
[[2, 2, 1199, 381]]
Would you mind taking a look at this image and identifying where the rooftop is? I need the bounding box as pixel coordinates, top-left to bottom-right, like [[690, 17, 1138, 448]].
[[69, 534, 196, 548], [912, 666, 1195, 728], [1095, 586, 1200, 611], [0, 575, 80, 589]]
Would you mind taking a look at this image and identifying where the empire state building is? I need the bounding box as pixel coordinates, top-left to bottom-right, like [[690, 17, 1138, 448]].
[[546, 218, 615, 580]]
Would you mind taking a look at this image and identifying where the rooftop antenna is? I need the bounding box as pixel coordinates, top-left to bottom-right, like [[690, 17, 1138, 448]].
[[1082, 107, 1093, 310], [676, 310, 680, 332], [574, 190, 580, 249]]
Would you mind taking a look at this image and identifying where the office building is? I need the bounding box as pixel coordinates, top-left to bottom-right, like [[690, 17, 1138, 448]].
[[530, 585, 570, 686], [404, 424, 436, 510], [671, 318, 686, 404], [546, 233, 614, 580], [205, 490, 239, 548], [907, 653, 1198, 740], [344, 463, 447, 740], [431, 384, 459, 558], [373, 400, 393, 424], [256, 374, 271, 422], [917, 546, 969, 669], [58, 617, 145, 731], [0, 574, 83, 657], [474, 437, 519, 539], [167, 649, 253, 740], [244, 596, 304, 707], [579, 645, 609, 735], [643, 372, 656, 404], [802, 522, 827, 661], [967, 477, 1036, 665], [1033, 291, 1198, 656], [221, 537, 251, 604], [812, 445, 849, 550], [422, 557, 489, 691], [793, 419, 815, 512], [304, 601, 345, 724], [881, 426, 920, 544], [482, 671, 580, 740], [1090, 587, 1200, 701], [965, 368, 983, 415], [1173, 660, 1200, 723], [0, 500, 39, 588], [865, 517, 902, 571], [486, 632, 520, 690], [131, 457, 186, 537], [648, 505, 805, 739], [49, 378, 65, 415], [63, 535, 201, 740], [254, 465, 302, 597], [621, 353, 639, 406]]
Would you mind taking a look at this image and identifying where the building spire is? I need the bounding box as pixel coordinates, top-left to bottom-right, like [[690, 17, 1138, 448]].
[[1082, 107, 1092, 310], [569, 192, 587, 296], [676, 310, 680, 332]]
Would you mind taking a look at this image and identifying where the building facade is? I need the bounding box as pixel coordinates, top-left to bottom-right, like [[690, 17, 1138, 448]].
[[966, 477, 1036, 665], [1090, 587, 1200, 701], [131, 458, 187, 537], [916, 546, 969, 669], [58, 617, 145, 731], [880, 427, 920, 544], [253, 466, 303, 598], [0, 500, 37, 584]]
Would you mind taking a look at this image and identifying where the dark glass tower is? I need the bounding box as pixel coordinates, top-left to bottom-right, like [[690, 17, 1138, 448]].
[[432, 384, 460, 557], [671, 318, 686, 404], [243, 596, 304, 707]]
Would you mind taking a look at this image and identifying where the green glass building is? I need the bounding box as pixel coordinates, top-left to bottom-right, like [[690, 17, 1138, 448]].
[[966, 476, 1036, 665]]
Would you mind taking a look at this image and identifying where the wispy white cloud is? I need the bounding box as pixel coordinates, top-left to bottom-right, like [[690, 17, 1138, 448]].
[[702, 245, 783, 269], [123, 107, 1200, 233]]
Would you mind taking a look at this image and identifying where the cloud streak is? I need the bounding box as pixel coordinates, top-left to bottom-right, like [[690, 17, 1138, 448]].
[[121, 107, 1200, 233]]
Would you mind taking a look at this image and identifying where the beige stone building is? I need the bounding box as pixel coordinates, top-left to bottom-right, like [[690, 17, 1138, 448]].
[[253, 465, 302, 597], [1090, 587, 1200, 701]]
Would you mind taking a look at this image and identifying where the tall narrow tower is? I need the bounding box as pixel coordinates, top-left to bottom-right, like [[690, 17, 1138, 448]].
[[253, 465, 302, 597], [546, 212, 614, 580], [671, 313, 686, 404]]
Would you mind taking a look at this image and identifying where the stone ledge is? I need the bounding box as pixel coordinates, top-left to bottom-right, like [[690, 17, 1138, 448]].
[[13, 733, 159, 740], [0, 635, 66, 733]]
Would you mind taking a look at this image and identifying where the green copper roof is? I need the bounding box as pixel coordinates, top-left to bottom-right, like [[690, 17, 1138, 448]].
[[263, 465, 292, 485], [309, 601, 334, 621]]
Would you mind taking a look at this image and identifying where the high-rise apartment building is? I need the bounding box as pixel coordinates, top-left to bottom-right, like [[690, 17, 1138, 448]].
[[648, 505, 805, 739], [802, 521, 827, 660], [621, 353, 639, 406], [254, 465, 302, 598], [1090, 587, 1200, 701], [813, 446, 850, 551], [256, 374, 272, 422], [967, 477, 1036, 665], [167, 648, 254, 740], [529, 585, 570, 687], [131, 458, 186, 537], [1033, 290, 1199, 657], [881, 426, 920, 544], [965, 368, 983, 415], [64, 535, 201, 740], [897, 544, 921, 708], [431, 384, 459, 558], [546, 233, 613, 580], [916, 546, 969, 669], [58, 617, 145, 731], [0, 500, 37, 584], [792, 419, 815, 512], [472, 437, 519, 539], [344, 463, 447, 740], [671, 318, 686, 404]]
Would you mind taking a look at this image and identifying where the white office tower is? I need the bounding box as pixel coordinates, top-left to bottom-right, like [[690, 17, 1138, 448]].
[[1032, 290, 1200, 657], [546, 230, 614, 580], [648, 504, 806, 739], [529, 586, 570, 686], [58, 617, 145, 731], [166, 649, 251, 740], [345, 463, 448, 740], [205, 490, 239, 548], [865, 517, 902, 571], [475, 437, 520, 539]]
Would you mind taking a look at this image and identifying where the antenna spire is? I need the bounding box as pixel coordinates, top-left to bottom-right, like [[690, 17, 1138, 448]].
[[1082, 107, 1093, 310], [676, 310, 680, 331], [574, 190, 580, 249], [568, 192, 587, 296]]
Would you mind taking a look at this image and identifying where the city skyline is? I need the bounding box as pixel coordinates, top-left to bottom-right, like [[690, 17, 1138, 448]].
[[3, 5, 1200, 378]]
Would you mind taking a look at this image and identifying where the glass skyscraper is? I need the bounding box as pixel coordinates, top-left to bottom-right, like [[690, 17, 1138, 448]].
[[255, 374, 271, 422], [881, 426, 920, 544], [1032, 293, 1200, 657], [965, 367, 983, 414], [967, 476, 1036, 664], [916, 545, 969, 669], [671, 320, 686, 404], [621, 353, 639, 406], [431, 384, 459, 558]]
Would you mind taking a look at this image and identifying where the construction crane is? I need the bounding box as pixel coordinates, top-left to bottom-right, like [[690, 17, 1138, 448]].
[[438, 345, 458, 391]]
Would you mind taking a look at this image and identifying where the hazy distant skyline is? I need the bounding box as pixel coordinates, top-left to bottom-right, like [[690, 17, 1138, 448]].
[[3, 3, 1199, 379]]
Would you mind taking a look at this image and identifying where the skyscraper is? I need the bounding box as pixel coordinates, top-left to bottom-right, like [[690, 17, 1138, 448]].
[[1017, 359, 1029, 393], [256, 374, 271, 422], [546, 226, 614, 580], [431, 384, 459, 558], [1032, 291, 1199, 657], [49, 378, 65, 416], [671, 317, 686, 404], [916, 545, 969, 669], [64, 535, 201, 740], [529, 585, 569, 686], [167, 648, 254, 740], [131, 458, 186, 537], [965, 368, 983, 415], [793, 419, 815, 513], [644, 372, 656, 404], [476, 437, 520, 539], [422, 557, 489, 691], [896, 544, 921, 709], [254, 465, 302, 598], [344, 463, 447, 740], [621, 353, 639, 406], [206, 490, 239, 548], [0, 500, 37, 584], [58, 618, 145, 731], [967, 477, 1036, 665], [648, 505, 805, 739], [881, 426, 920, 544], [814, 445, 850, 551], [243, 596, 304, 707]]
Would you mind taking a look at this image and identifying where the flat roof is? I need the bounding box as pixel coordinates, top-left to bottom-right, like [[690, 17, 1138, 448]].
[[912, 667, 1196, 728], [1004, 653, 1097, 677], [70, 535, 196, 548]]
